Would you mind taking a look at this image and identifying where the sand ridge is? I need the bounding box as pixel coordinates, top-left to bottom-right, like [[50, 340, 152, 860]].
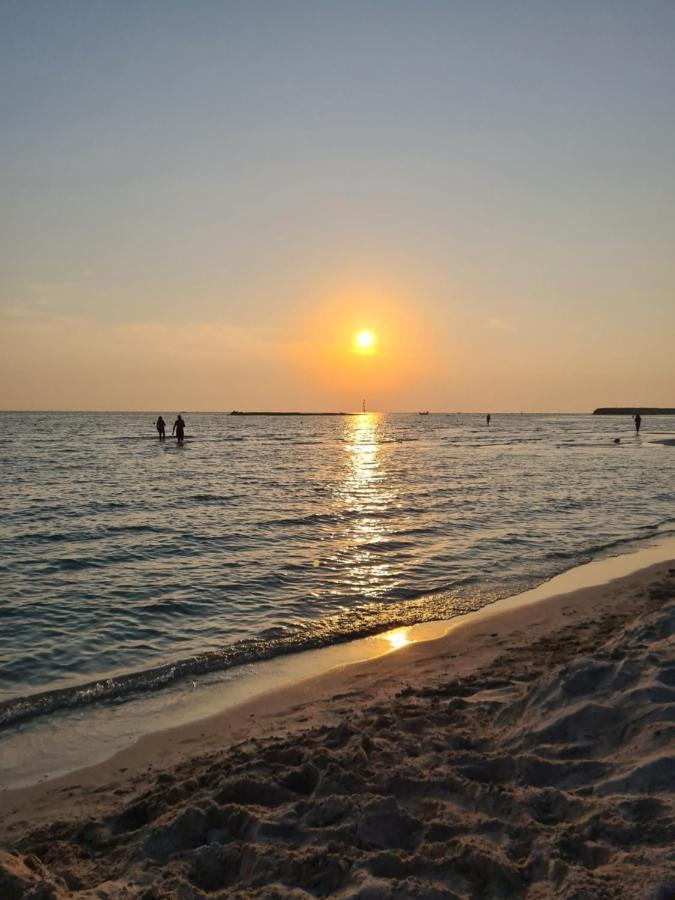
[[1, 566, 675, 898]]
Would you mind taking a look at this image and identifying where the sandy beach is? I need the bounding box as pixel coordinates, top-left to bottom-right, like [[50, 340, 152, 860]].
[[1, 560, 674, 898]]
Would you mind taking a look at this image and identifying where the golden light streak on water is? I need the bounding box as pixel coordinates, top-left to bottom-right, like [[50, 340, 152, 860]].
[[337, 412, 396, 599]]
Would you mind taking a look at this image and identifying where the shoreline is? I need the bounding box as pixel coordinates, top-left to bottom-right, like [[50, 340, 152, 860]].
[[2, 551, 675, 896], [2, 536, 675, 792]]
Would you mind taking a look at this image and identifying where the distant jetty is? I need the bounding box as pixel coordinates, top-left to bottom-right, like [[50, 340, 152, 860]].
[[230, 411, 358, 416], [593, 407, 675, 415]]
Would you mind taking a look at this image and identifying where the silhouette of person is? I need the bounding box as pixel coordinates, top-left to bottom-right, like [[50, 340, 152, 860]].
[[173, 414, 186, 445], [634, 412, 642, 434], [486, 414, 491, 426], [155, 415, 166, 441]]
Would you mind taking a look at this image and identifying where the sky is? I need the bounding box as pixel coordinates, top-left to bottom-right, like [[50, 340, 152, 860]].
[[2, 0, 674, 412]]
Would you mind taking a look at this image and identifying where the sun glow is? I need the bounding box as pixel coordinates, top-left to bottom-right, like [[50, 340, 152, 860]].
[[354, 329, 377, 354], [288, 277, 439, 404]]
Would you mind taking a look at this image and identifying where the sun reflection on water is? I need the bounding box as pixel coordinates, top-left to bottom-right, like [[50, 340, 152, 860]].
[[385, 628, 410, 651], [333, 412, 398, 601]]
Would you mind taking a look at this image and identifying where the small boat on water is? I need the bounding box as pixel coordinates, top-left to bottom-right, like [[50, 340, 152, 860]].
[[418, 411, 429, 415]]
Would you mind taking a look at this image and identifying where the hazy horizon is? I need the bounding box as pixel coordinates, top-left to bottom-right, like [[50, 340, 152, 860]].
[[1, 408, 668, 416], [3, 2, 674, 412]]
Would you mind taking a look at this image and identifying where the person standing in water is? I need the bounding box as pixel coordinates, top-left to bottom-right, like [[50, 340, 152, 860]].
[[172, 414, 186, 445], [486, 413, 491, 426], [155, 415, 166, 441], [634, 412, 642, 434]]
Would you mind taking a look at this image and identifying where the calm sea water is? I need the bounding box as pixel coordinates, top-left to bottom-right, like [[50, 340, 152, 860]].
[[2, 411, 674, 727]]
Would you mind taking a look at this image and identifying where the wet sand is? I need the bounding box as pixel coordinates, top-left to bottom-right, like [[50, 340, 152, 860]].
[[2, 560, 675, 898]]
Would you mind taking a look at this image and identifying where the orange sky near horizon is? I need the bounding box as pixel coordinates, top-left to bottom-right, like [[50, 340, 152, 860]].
[[284, 280, 444, 409], [3, 271, 673, 413]]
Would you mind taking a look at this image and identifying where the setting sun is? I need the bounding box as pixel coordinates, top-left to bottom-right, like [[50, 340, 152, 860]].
[[289, 279, 437, 402], [354, 329, 377, 353]]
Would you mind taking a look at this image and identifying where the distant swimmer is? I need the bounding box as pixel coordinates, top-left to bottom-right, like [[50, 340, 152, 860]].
[[172, 414, 186, 445], [486, 413, 491, 426], [634, 412, 642, 434], [155, 415, 166, 441]]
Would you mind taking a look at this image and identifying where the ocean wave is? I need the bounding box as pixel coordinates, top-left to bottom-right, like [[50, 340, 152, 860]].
[[0, 590, 483, 729], [545, 525, 675, 563], [3, 525, 673, 731]]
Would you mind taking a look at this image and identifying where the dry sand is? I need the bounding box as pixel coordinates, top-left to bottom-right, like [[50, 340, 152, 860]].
[[1, 561, 675, 899]]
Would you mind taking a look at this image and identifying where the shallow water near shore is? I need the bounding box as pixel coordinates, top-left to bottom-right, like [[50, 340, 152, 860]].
[[2, 534, 675, 789], [2, 411, 675, 728]]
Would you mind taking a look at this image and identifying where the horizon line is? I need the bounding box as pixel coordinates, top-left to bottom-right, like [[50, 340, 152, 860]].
[[0, 408, 599, 415]]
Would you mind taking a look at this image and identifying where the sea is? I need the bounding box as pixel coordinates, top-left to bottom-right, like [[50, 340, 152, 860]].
[[2, 411, 675, 742]]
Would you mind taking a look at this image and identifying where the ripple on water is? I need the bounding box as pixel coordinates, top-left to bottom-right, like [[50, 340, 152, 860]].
[[1, 412, 674, 723]]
